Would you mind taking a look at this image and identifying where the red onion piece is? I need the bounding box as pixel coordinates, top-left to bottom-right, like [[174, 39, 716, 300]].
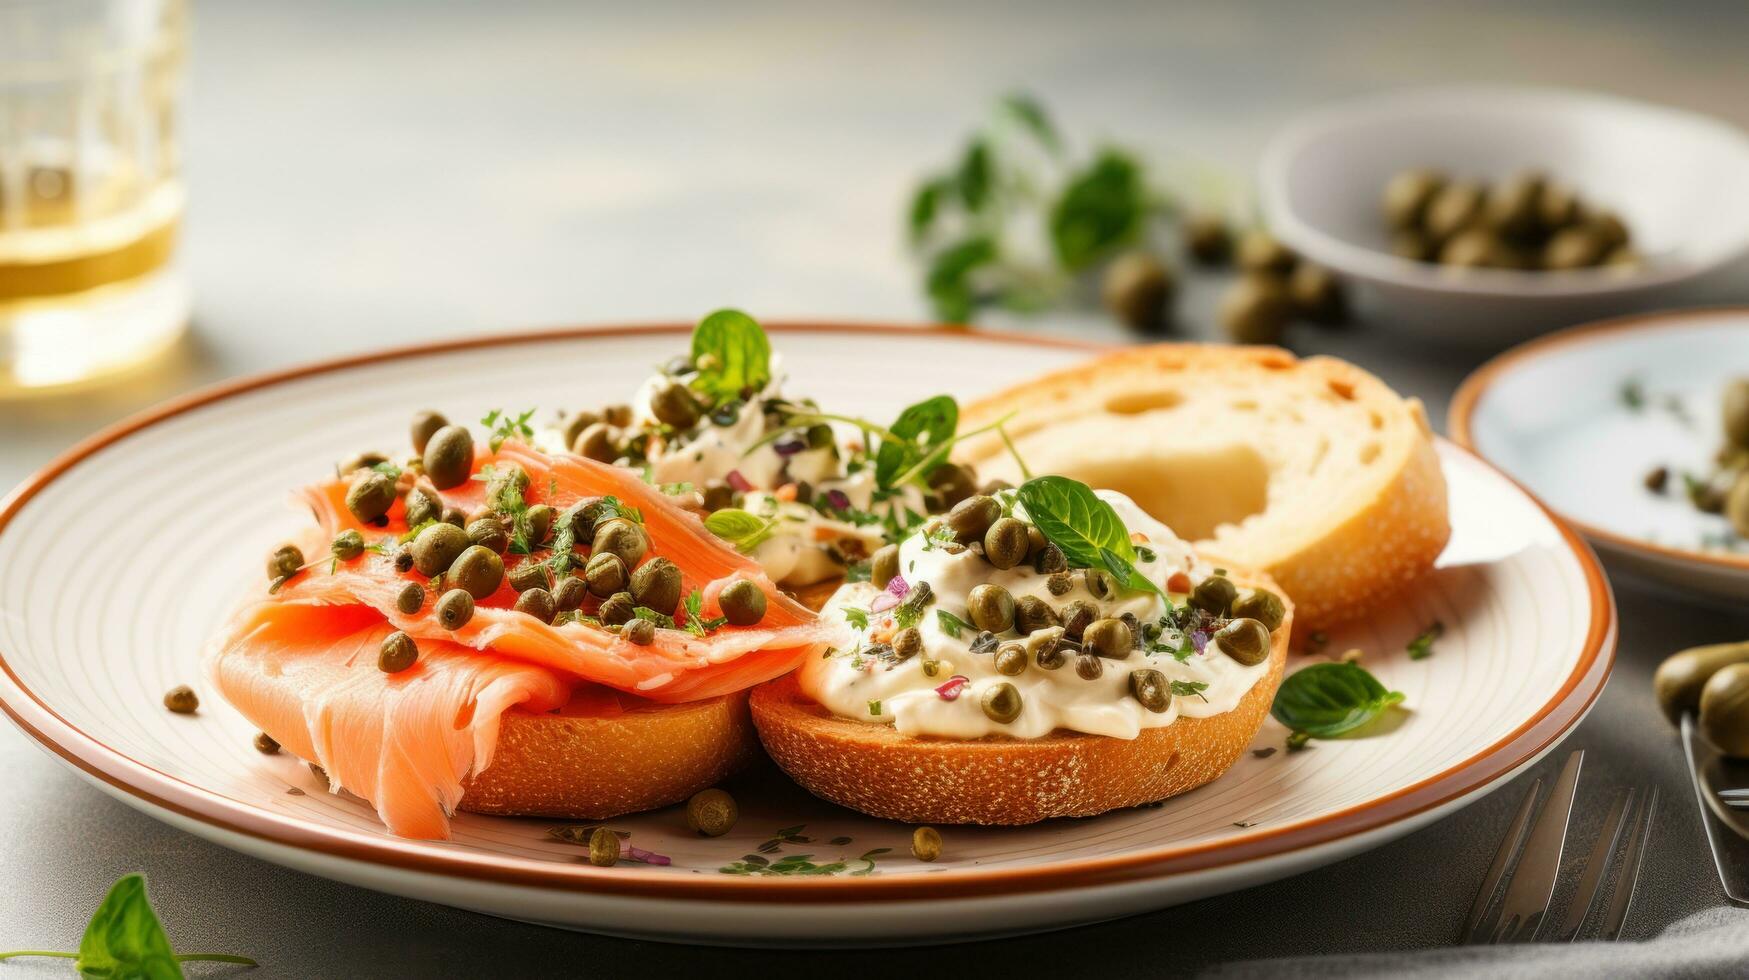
[[870, 592, 900, 613], [773, 439, 806, 457], [626, 845, 672, 866], [936, 675, 970, 701], [825, 489, 851, 511], [725, 470, 752, 493], [885, 574, 909, 598]]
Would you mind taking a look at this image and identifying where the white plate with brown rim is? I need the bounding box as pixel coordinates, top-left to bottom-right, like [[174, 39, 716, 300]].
[[0, 324, 1613, 945], [1453, 307, 1749, 602]]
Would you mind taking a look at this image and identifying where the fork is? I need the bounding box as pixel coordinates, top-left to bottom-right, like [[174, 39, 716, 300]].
[[1463, 750, 1659, 944]]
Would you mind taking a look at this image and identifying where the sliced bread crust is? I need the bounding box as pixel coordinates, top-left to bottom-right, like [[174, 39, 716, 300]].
[[956, 344, 1448, 631]]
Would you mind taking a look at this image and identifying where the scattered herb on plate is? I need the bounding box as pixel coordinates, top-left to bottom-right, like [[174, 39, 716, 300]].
[[1405, 621, 1444, 661], [1271, 662, 1405, 744]]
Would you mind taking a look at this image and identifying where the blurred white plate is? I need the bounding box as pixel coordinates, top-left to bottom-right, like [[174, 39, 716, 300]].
[[0, 325, 1612, 944], [1454, 307, 1749, 599], [1260, 87, 1749, 346]]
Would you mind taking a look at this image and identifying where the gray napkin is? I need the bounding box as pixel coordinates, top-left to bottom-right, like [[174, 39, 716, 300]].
[[1200, 906, 1749, 979]]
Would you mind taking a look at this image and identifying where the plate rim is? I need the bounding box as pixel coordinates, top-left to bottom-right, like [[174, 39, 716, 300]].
[[1451, 304, 1749, 573], [0, 321, 1616, 904]]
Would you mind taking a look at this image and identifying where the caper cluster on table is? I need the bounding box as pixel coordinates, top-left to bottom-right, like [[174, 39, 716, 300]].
[[1656, 642, 1749, 757], [1382, 168, 1637, 273], [1650, 378, 1749, 540], [869, 494, 1284, 724], [270, 410, 771, 678]]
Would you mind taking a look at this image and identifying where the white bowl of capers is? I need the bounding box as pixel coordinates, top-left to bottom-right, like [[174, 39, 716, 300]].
[[1260, 86, 1749, 347]]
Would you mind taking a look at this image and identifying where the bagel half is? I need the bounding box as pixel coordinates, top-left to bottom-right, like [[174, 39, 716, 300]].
[[956, 344, 1448, 631], [459, 689, 758, 820], [750, 572, 1291, 825]]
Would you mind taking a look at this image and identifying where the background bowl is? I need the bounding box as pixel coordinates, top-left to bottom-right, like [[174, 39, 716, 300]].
[[1260, 87, 1749, 347]]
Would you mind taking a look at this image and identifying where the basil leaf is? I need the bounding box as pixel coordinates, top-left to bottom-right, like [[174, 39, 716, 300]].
[[1001, 92, 1061, 156], [1270, 662, 1405, 738], [875, 395, 958, 489], [1018, 476, 1162, 599], [690, 309, 771, 400], [703, 508, 775, 552], [925, 236, 998, 322], [1049, 148, 1147, 271], [908, 178, 949, 245], [76, 874, 183, 979], [956, 139, 992, 211]]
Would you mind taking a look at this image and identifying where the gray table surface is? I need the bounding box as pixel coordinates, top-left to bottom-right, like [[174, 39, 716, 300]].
[[5, 1, 1749, 976]]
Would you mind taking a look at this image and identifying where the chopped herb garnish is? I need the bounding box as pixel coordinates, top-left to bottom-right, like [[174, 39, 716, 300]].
[[704, 508, 776, 552], [1405, 621, 1444, 661], [868, 699, 882, 715], [1170, 679, 1210, 702], [936, 608, 972, 639], [681, 588, 729, 637], [481, 407, 537, 452], [843, 607, 871, 631], [1620, 377, 1646, 410]]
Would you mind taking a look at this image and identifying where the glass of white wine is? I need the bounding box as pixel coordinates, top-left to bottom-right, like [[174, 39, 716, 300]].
[[0, 0, 188, 396]]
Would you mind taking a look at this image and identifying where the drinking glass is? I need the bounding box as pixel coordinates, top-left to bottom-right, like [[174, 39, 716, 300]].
[[0, 0, 188, 396]]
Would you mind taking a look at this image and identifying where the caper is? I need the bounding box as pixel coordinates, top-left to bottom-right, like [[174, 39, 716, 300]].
[[410, 410, 448, 454], [508, 561, 550, 593], [1190, 574, 1237, 615], [1440, 228, 1508, 269], [588, 826, 621, 867], [524, 504, 556, 547], [623, 617, 657, 645], [1032, 542, 1066, 575], [1183, 212, 1233, 265], [1724, 380, 1749, 449], [1231, 588, 1286, 631], [995, 643, 1028, 676], [946, 494, 1001, 544], [449, 545, 505, 599], [1391, 229, 1434, 262], [1424, 180, 1485, 242], [326, 529, 363, 561], [345, 471, 397, 524], [927, 462, 977, 510], [267, 543, 304, 580], [403, 487, 441, 528], [253, 731, 280, 755], [1030, 627, 1067, 669], [870, 544, 901, 590], [1288, 263, 1345, 325], [592, 518, 648, 569], [441, 506, 467, 527], [980, 682, 1023, 724], [423, 425, 475, 490], [1128, 668, 1171, 713], [699, 480, 735, 513], [436, 589, 474, 629], [395, 582, 424, 614], [393, 548, 415, 573], [1538, 181, 1582, 230], [1654, 641, 1749, 724], [163, 685, 199, 714], [554, 576, 587, 612], [650, 380, 703, 429], [598, 591, 636, 626], [1220, 274, 1291, 345], [1382, 168, 1446, 229], [1074, 654, 1104, 680], [1603, 245, 1640, 270], [1101, 251, 1175, 331], [1236, 229, 1296, 275], [560, 410, 601, 450], [1085, 567, 1120, 601], [892, 626, 923, 661], [467, 517, 510, 554], [686, 788, 739, 837], [584, 552, 628, 597], [378, 631, 419, 673], [1084, 618, 1134, 659], [1727, 476, 1749, 538], [1014, 595, 1059, 635], [630, 556, 683, 615], [1216, 617, 1272, 666], [514, 587, 556, 624], [573, 422, 617, 462], [719, 579, 767, 626], [1587, 211, 1629, 250], [1046, 571, 1073, 596], [967, 584, 1015, 634], [1059, 600, 1097, 641], [410, 522, 469, 577], [1701, 663, 1749, 758], [602, 403, 634, 428], [1542, 227, 1606, 270], [912, 826, 942, 862], [982, 518, 1030, 570], [1484, 171, 1546, 240]]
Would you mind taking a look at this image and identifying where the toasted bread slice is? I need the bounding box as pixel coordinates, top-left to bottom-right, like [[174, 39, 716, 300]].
[[458, 689, 758, 820], [750, 570, 1291, 825], [956, 344, 1448, 631]]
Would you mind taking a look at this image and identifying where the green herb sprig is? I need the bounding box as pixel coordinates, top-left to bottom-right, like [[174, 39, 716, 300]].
[[704, 508, 777, 552], [481, 408, 537, 452], [0, 874, 256, 977], [1406, 621, 1444, 661], [1271, 662, 1405, 742], [689, 309, 772, 401]]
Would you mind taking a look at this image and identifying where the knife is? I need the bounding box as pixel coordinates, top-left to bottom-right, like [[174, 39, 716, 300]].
[[1680, 712, 1749, 904]]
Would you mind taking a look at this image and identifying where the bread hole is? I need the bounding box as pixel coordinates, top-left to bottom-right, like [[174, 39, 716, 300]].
[[1051, 444, 1269, 541], [1106, 389, 1185, 415], [1328, 378, 1356, 401], [1359, 440, 1380, 465], [1369, 411, 1384, 430]]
